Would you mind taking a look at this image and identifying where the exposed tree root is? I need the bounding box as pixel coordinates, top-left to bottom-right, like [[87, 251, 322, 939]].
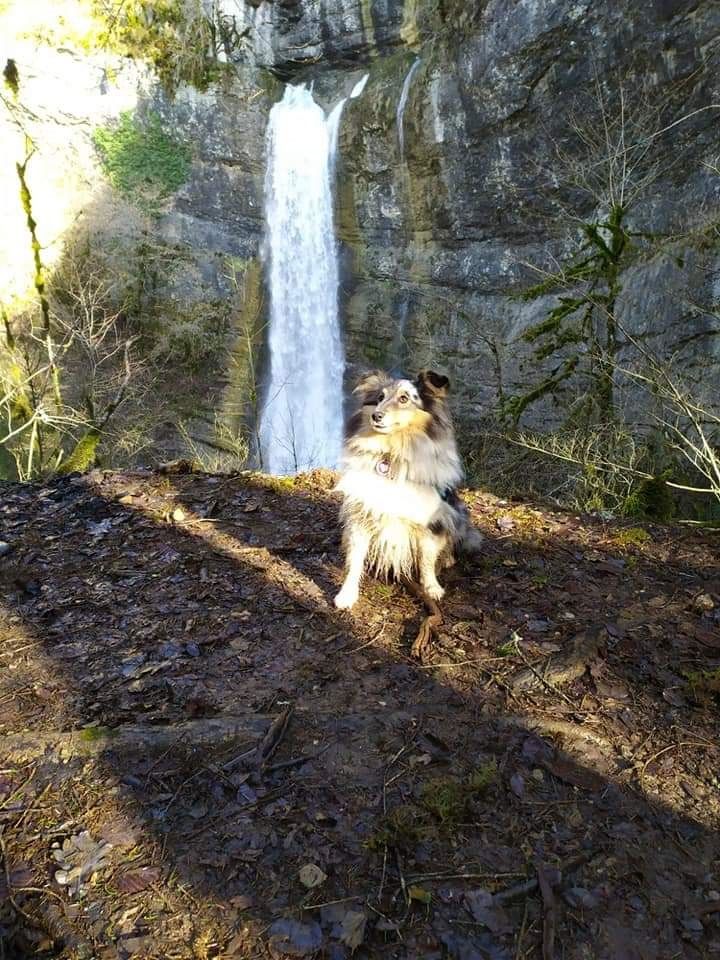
[[403, 578, 444, 661]]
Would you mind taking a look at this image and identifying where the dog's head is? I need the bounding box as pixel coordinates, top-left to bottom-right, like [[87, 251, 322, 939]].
[[353, 369, 450, 435]]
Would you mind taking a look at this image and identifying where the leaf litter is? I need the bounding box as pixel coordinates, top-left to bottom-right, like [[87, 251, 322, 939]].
[[0, 469, 719, 958]]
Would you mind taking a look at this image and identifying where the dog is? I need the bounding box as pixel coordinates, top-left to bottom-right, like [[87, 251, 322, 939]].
[[334, 369, 482, 610]]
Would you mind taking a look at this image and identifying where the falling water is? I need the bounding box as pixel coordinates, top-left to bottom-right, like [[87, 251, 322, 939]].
[[259, 85, 345, 474], [327, 98, 347, 173], [391, 297, 411, 372], [396, 58, 421, 160], [349, 73, 369, 98]]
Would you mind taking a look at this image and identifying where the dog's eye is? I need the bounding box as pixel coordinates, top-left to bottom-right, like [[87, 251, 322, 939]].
[[398, 395, 408, 404]]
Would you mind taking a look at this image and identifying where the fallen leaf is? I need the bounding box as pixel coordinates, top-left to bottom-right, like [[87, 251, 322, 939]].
[[268, 919, 322, 957], [338, 910, 366, 951], [298, 863, 327, 889], [114, 866, 161, 895], [98, 818, 139, 848], [52, 831, 112, 897], [465, 889, 512, 934], [595, 678, 629, 700], [662, 687, 687, 708], [408, 885, 432, 904], [509, 773, 525, 798], [693, 593, 715, 613]]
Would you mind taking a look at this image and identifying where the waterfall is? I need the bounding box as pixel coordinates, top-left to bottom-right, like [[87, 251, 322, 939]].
[[391, 297, 411, 371], [327, 98, 347, 173], [259, 84, 345, 474], [397, 58, 421, 161], [349, 73, 369, 98]]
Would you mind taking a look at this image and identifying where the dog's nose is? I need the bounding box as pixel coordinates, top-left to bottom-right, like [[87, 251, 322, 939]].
[[372, 411, 384, 424]]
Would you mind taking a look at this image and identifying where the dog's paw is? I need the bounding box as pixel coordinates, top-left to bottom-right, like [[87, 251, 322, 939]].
[[424, 582, 445, 601], [334, 587, 359, 610]]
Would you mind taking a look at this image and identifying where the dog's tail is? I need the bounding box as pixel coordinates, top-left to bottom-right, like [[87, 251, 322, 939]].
[[459, 523, 484, 555], [443, 489, 484, 555]]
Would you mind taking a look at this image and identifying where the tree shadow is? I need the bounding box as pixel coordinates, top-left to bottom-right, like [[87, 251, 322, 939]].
[[0, 468, 719, 960]]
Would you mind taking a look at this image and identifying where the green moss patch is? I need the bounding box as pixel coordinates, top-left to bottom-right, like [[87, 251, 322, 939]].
[[92, 110, 190, 208]]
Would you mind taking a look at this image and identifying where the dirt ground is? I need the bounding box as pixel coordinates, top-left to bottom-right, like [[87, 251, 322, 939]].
[[1, 466, 719, 960]]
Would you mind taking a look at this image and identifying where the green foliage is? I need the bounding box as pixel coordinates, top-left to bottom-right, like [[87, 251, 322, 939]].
[[684, 668, 720, 704], [92, 111, 190, 208], [621, 473, 675, 522], [366, 805, 429, 852], [93, 0, 239, 93], [420, 764, 497, 825], [506, 204, 632, 424], [613, 526, 651, 547], [3, 56, 19, 95], [79, 725, 114, 742], [366, 765, 497, 852]]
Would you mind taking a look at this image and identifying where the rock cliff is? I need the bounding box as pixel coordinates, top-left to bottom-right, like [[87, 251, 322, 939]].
[[2, 0, 719, 457]]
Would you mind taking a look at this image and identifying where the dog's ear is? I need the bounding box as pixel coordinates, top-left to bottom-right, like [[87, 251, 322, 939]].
[[353, 370, 389, 405], [416, 369, 450, 399]]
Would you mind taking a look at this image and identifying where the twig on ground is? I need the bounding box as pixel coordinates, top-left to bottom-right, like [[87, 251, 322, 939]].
[[536, 861, 557, 960], [514, 648, 577, 707], [264, 744, 329, 774], [253, 703, 293, 770], [494, 850, 595, 905], [406, 871, 524, 883], [515, 901, 529, 960], [347, 619, 387, 654], [394, 848, 409, 907]]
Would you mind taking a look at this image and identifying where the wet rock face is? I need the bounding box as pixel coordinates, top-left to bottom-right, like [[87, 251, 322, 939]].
[[329, 0, 720, 424]]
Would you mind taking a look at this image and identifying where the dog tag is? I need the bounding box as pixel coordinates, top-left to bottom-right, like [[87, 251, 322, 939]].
[[375, 457, 391, 477]]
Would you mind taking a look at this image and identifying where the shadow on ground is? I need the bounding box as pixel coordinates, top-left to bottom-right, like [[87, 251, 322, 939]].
[[0, 467, 719, 959]]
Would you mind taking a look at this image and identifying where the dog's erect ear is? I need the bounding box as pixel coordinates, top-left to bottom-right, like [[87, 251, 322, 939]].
[[416, 369, 450, 399], [353, 370, 390, 405]]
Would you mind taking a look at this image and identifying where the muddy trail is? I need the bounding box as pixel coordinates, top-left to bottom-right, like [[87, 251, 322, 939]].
[[0, 466, 719, 960]]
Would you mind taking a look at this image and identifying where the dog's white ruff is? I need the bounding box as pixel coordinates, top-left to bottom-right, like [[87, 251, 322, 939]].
[[335, 469, 443, 526]]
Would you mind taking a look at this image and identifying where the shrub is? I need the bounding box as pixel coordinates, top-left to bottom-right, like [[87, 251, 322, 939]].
[[92, 110, 190, 208]]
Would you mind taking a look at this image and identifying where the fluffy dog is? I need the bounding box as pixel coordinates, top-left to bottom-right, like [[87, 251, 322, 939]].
[[334, 369, 482, 610]]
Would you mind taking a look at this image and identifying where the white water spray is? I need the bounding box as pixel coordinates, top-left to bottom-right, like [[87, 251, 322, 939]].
[[397, 58, 421, 160], [259, 84, 345, 474]]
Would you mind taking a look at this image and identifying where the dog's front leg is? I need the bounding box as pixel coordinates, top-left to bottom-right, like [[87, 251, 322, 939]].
[[418, 530, 446, 601], [334, 527, 371, 610]]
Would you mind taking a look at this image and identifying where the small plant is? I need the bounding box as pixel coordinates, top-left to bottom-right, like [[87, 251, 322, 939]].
[[684, 668, 720, 705], [613, 526, 651, 547], [92, 110, 190, 209], [366, 805, 429, 852], [621, 474, 675, 522], [497, 633, 521, 658], [421, 763, 497, 825]]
